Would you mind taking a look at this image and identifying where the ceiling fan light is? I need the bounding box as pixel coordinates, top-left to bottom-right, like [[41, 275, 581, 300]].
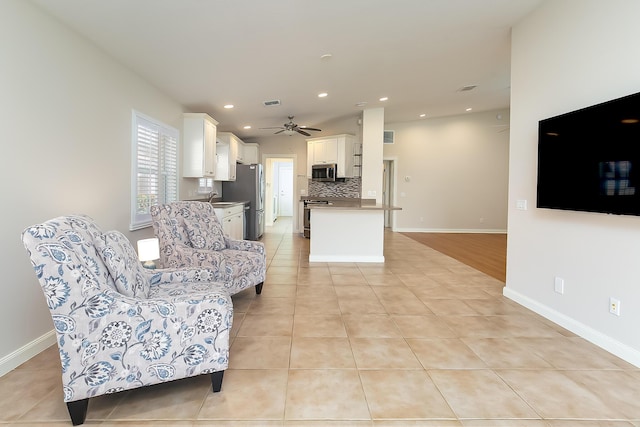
[[283, 129, 296, 135]]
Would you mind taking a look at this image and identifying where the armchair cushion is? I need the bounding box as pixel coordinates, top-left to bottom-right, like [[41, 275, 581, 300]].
[[95, 230, 150, 298], [183, 217, 226, 251]]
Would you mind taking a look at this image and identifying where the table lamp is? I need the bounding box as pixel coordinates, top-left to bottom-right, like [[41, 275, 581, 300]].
[[137, 237, 160, 269]]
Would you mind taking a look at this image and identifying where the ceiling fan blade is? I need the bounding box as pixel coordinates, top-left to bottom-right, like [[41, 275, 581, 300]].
[[301, 127, 321, 132], [274, 129, 285, 134], [297, 129, 311, 137], [259, 127, 285, 130]]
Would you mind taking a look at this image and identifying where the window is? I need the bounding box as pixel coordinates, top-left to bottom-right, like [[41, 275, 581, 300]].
[[130, 111, 179, 230], [198, 177, 214, 194]]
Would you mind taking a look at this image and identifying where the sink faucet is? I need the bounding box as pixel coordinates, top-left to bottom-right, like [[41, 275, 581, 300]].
[[208, 190, 219, 203]]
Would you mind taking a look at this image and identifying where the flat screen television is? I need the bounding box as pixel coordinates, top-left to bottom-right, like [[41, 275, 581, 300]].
[[537, 91, 640, 216]]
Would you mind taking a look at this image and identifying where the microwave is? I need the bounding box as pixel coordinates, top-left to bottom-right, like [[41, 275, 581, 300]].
[[311, 163, 337, 181]]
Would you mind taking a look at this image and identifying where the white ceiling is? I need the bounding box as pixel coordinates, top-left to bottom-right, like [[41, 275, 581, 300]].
[[32, 0, 542, 140]]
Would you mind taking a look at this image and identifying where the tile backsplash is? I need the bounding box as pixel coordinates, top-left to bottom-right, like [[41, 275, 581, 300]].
[[308, 178, 361, 198]]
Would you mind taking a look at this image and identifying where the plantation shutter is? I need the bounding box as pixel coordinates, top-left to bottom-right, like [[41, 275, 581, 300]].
[[130, 111, 179, 230]]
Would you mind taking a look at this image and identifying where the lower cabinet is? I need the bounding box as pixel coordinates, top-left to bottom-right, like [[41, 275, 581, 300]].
[[213, 204, 244, 240]]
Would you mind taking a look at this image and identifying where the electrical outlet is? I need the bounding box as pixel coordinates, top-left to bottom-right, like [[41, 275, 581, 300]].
[[609, 297, 621, 316]]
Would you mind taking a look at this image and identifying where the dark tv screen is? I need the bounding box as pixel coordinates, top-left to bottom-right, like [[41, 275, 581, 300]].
[[537, 91, 640, 216]]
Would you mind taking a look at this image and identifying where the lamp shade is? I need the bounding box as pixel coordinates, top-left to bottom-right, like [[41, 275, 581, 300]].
[[137, 237, 160, 262]]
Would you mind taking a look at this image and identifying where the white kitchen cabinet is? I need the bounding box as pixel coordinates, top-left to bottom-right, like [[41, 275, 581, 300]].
[[213, 203, 244, 240], [306, 134, 357, 178], [183, 113, 218, 178], [242, 143, 259, 164], [215, 132, 240, 181]]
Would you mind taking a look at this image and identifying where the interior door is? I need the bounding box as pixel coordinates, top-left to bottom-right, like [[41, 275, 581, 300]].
[[278, 166, 293, 216]]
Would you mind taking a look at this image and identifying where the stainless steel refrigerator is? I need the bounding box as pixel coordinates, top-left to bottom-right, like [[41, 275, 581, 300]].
[[222, 163, 264, 240]]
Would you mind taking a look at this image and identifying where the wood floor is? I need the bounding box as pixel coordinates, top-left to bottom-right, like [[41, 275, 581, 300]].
[[401, 232, 507, 282]]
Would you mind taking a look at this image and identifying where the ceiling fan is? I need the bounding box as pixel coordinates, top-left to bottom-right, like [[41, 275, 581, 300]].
[[261, 116, 321, 137]]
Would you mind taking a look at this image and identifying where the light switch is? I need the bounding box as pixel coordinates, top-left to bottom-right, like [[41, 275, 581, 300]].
[[516, 199, 527, 210]]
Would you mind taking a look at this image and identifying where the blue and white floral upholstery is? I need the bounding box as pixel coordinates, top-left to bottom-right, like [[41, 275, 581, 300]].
[[150, 201, 266, 295], [21, 215, 233, 426]]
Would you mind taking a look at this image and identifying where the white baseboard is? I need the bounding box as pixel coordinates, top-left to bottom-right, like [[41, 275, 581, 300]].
[[309, 255, 385, 263], [0, 330, 56, 377], [394, 227, 507, 234], [503, 287, 640, 367]]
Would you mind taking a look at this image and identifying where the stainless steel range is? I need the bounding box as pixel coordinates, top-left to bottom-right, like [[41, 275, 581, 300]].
[[303, 200, 329, 238]]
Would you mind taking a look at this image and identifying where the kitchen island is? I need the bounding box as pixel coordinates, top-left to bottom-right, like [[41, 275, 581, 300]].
[[305, 198, 401, 263]]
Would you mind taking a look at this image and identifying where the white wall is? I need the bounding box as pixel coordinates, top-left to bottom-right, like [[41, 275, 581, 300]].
[[506, 0, 640, 365], [0, 1, 184, 373], [385, 109, 510, 232]]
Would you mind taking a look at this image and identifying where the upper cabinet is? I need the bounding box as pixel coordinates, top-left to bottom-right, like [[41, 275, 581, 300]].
[[215, 132, 240, 181], [183, 113, 218, 178], [242, 143, 260, 164], [307, 134, 358, 178]]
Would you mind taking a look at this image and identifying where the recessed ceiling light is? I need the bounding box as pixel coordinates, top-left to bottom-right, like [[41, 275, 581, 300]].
[[243, 125, 251, 129], [621, 118, 639, 124], [224, 104, 234, 109], [466, 107, 473, 112], [419, 114, 426, 118], [379, 97, 388, 102], [355, 102, 367, 108], [318, 92, 328, 98], [320, 53, 332, 61]]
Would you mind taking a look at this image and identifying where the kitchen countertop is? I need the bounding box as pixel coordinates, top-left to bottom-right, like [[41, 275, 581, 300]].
[[303, 197, 401, 211]]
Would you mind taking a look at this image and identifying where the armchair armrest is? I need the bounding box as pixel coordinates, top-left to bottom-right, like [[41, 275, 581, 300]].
[[148, 267, 217, 285], [224, 237, 265, 255]]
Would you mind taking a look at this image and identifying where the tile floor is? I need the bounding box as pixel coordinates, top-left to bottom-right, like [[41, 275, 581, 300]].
[[2, 218, 640, 426]]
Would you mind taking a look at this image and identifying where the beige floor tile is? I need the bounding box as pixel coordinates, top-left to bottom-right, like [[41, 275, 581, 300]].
[[248, 297, 296, 315], [420, 298, 480, 316], [378, 296, 432, 315], [360, 369, 456, 419], [106, 375, 210, 420], [350, 338, 422, 369], [364, 274, 404, 286], [329, 266, 362, 275], [374, 421, 463, 427], [461, 338, 553, 369], [391, 315, 456, 338], [229, 337, 291, 369], [483, 315, 566, 338], [294, 296, 342, 315], [497, 369, 620, 419], [338, 297, 387, 315], [407, 338, 487, 369], [563, 370, 640, 419], [523, 337, 631, 369], [296, 285, 337, 299], [293, 315, 347, 337], [441, 315, 502, 337], [290, 337, 356, 368], [237, 314, 294, 337], [285, 370, 370, 420], [0, 368, 62, 420], [267, 265, 299, 274], [266, 274, 299, 285], [199, 369, 288, 420], [264, 284, 298, 298], [429, 369, 538, 419], [334, 285, 378, 299], [332, 274, 369, 285], [343, 314, 402, 338]]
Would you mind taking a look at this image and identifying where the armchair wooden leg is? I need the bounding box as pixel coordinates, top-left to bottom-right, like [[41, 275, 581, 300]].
[[210, 370, 225, 392], [67, 399, 89, 426], [255, 282, 264, 295]]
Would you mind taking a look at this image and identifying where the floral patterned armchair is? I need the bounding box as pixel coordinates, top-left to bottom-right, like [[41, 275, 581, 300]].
[[150, 201, 266, 295], [21, 215, 233, 426]]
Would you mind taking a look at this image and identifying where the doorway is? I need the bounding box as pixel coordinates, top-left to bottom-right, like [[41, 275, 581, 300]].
[[264, 156, 295, 228], [383, 159, 395, 228]]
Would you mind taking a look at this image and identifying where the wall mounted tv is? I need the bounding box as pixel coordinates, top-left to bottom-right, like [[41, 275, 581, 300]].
[[537, 91, 640, 216]]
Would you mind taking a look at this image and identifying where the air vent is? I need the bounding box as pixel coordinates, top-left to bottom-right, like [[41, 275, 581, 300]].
[[383, 130, 395, 144], [458, 85, 477, 92], [263, 99, 281, 107]]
